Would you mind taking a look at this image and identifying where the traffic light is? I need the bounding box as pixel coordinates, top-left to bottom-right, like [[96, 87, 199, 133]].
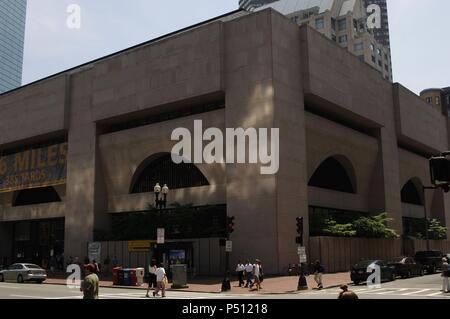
[[227, 216, 235, 234], [296, 217, 304, 236], [296, 217, 304, 245], [430, 156, 450, 185]]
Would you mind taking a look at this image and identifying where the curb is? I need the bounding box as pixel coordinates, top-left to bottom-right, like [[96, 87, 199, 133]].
[[44, 281, 350, 295]]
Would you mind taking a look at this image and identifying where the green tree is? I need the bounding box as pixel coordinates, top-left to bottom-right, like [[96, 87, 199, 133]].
[[353, 213, 400, 239], [428, 219, 447, 240], [323, 219, 356, 237]]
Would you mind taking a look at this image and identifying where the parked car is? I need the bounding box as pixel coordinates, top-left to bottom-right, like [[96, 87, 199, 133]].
[[351, 260, 396, 285], [388, 257, 424, 278], [0, 263, 47, 283], [414, 251, 444, 274]]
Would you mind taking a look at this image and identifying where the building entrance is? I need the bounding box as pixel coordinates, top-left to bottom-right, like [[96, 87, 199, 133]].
[[12, 218, 65, 268]]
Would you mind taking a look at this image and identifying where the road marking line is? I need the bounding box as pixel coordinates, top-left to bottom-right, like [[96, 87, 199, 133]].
[[376, 288, 409, 295], [10, 294, 48, 299], [401, 289, 431, 296], [425, 291, 446, 297], [357, 288, 388, 294], [0, 286, 21, 289]]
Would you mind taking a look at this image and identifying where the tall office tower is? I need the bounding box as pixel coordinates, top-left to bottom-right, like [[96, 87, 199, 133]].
[[243, 0, 392, 81], [363, 0, 390, 48], [0, 0, 27, 94]]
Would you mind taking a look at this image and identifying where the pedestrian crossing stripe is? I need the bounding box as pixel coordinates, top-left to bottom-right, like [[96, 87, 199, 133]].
[[303, 287, 450, 298]]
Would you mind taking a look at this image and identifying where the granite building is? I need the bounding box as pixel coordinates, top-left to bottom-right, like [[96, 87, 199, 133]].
[[0, 9, 449, 275]]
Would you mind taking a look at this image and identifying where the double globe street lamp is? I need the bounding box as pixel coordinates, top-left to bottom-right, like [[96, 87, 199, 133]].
[[154, 183, 169, 210]]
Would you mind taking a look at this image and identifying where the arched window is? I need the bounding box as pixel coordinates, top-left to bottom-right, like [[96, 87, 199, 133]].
[[131, 153, 210, 194], [308, 157, 356, 193], [401, 179, 423, 205], [13, 187, 62, 207]]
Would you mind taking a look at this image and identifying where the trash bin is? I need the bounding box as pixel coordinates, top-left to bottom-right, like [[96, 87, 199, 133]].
[[117, 269, 124, 286], [136, 268, 145, 286], [129, 268, 137, 286], [112, 267, 122, 285], [171, 264, 188, 289], [122, 269, 131, 286]]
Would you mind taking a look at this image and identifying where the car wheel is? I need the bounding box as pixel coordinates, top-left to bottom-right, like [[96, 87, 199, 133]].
[[391, 272, 396, 282], [37, 280, 44, 284], [17, 275, 24, 283], [0, 274, 4, 282]]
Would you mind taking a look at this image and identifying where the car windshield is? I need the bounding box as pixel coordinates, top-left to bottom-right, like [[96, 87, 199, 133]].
[[354, 260, 376, 268], [24, 264, 41, 269]]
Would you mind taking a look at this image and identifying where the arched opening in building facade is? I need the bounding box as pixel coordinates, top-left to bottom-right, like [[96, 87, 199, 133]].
[[12, 186, 62, 207], [401, 178, 424, 206], [308, 155, 356, 194], [130, 153, 210, 194]]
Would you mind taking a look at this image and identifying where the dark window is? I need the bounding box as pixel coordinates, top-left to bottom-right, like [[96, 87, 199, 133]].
[[13, 187, 61, 207], [338, 18, 347, 31], [131, 153, 209, 193], [308, 157, 355, 193], [401, 180, 422, 205]]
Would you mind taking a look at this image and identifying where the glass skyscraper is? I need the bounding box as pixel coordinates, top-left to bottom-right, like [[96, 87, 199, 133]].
[[0, 0, 27, 94]]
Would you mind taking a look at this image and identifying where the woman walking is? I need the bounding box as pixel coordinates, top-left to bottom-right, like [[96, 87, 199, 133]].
[[442, 257, 449, 293]]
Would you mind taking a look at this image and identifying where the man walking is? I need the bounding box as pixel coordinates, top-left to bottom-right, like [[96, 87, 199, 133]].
[[235, 261, 245, 287], [152, 263, 167, 298], [146, 259, 157, 297], [80, 264, 99, 299], [442, 257, 449, 293], [313, 260, 325, 290], [244, 260, 254, 288], [338, 285, 359, 299]]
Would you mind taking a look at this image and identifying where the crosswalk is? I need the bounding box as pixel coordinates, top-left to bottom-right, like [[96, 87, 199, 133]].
[[14, 291, 252, 300], [303, 287, 450, 298]]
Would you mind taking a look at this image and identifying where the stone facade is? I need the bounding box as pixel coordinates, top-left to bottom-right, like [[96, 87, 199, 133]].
[[0, 9, 449, 275]]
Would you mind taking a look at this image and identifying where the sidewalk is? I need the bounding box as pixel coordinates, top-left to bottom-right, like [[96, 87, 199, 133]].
[[45, 272, 352, 295]]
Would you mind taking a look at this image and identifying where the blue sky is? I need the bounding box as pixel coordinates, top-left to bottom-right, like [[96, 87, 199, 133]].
[[23, 0, 449, 94]]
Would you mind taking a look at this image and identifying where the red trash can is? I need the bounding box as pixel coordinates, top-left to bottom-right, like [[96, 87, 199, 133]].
[[112, 267, 122, 285], [129, 268, 137, 286]]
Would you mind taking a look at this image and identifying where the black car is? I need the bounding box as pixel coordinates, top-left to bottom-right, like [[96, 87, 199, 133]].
[[388, 257, 424, 278], [414, 251, 443, 274], [351, 260, 396, 285]]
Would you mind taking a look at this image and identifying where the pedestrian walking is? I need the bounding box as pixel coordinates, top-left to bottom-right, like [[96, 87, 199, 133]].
[[244, 260, 254, 288], [151, 263, 167, 298], [313, 260, 325, 290], [338, 285, 359, 299], [80, 264, 99, 299], [250, 259, 262, 291], [235, 261, 245, 287], [146, 260, 158, 297], [441, 257, 450, 293], [92, 260, 100, 275]]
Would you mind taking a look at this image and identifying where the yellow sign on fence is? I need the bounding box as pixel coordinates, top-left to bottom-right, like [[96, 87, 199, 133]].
[[128, 240, 155, 252]]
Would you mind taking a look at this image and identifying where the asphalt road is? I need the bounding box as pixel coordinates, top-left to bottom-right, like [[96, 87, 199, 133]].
[[0, 274, 448, 299]]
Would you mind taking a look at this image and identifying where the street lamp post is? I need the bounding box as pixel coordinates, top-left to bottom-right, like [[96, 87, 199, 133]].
[[422, 185, 437, 251], [154, 183, 169, 210]]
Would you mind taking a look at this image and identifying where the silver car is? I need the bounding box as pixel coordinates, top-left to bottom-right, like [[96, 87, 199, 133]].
[[0, 263, 47, 283]]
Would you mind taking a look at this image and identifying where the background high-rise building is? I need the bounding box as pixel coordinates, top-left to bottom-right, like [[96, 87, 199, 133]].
[[0, 0, 27, 94], [363, 0, 390, 48], [245, 0, 393, 81], [420, 87, 450, 116], [239, 0, 280, 11]]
